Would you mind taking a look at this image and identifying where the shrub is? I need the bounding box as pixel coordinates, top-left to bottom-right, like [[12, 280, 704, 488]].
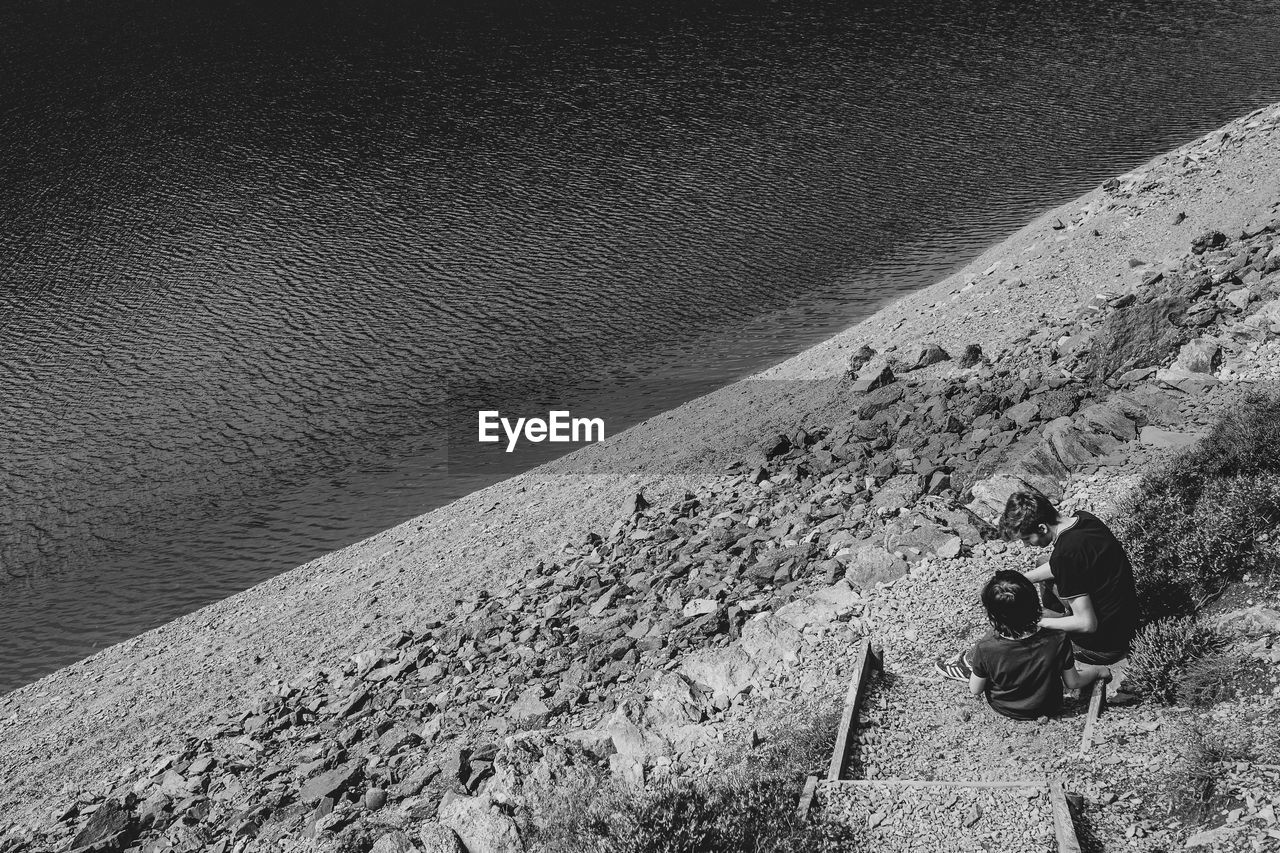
[[1176, 652, 1267, 707], [523, 703, 859, 853], [1158, 718, 1259, 823], [1117, 448, 1280, 623], [1123, 617, 1224, 704]]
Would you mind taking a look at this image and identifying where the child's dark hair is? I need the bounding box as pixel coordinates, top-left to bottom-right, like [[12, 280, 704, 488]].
[[999, 491, 1060, 539], [981, 570, 1042, 637]]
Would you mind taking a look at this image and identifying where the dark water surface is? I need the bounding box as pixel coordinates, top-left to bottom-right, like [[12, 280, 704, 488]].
[[3, 0, 1280, 692]]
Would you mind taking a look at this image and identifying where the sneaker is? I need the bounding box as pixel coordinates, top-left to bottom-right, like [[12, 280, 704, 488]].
[[935, 651, 973, 682]]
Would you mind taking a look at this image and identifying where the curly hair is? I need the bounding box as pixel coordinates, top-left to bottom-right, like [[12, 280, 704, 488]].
[[981, 570, 1042, 637], [998, 490, 1060, 539]]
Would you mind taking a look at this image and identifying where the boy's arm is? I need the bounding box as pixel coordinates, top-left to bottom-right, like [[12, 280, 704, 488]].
[[1022, 563, 1054, 583], [1040, 593, 1098, 634], [968, 673, 988, 698]]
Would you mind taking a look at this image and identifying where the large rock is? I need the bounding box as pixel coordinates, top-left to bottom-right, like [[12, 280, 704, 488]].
[[856, 384, 905, 419], [746, 543, 815, 584], [1108, 385, 1180, 426], [1042, 419, 1121, 469], [1077, 297, 1188, 380], [1139, 427, 1203, 451], [371, 831, 417, 853], [840, 543, 910, 588], [870, 474, 923, 512], [679, 646, 758, 705], [1172, 338, 1221, 373], [739, 615, 803, 674], [605, 703, 672, 760], [967, 474, 1040, 523], [909, 344, 950, 370], [437, 794, 523, 853], [300, 762, 361, 805], [1004, 400, 1040, 428], [643, 672, 702, 730], [419, 824, 467, 853], [775, 580, 861, 629], [851, 358, 895, 393], [508, 686, 553, 729], [1075, 402, 1138, 441], [1154, 367, 1220, 394], [67, 799, 137, 853]]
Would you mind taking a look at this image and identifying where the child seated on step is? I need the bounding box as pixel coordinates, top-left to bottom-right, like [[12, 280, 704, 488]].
[[967, 570, 1110, 720]]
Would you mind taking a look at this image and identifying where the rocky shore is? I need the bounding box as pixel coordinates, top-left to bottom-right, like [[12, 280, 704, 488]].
[[2, 103, 1280, 853]]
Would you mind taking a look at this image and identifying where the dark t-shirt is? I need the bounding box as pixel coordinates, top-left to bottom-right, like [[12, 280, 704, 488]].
[[1049, 510, 1139, 661], [970, 628, 1075, 720]]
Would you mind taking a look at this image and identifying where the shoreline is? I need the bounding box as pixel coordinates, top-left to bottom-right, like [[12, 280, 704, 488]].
[[3, 102, 1279, 829]]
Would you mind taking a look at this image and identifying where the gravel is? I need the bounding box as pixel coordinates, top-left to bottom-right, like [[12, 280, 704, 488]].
[[817, 781, 1057, 852], [847, 674, 1087, 783]]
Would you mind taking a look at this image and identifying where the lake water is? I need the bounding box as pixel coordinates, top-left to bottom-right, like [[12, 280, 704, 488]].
[[3, 0, 1280, 692]]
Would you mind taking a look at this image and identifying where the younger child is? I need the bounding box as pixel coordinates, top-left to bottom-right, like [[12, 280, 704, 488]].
[[967, 570, 1110, 720]]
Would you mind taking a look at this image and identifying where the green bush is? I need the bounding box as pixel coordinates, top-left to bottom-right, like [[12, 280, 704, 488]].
[[1115, 392, 1280, 622], [1123, 617, 1224, 704], [523, 704, 859, 853], [1156, 717, 1260, 823]]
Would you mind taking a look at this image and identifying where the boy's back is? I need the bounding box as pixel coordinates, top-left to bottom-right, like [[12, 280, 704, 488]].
[[969, 628, 1073, 720]]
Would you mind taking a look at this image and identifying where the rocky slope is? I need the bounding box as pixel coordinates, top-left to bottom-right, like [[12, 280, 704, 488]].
[[2, 104, 1280, 853]]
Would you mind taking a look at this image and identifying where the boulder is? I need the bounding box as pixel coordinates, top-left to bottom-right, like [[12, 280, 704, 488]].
[[371, 831, 417, 853], [958, 344, 983, 368], [856, 384, 905, 419], [1139, 427, 1203, 451], [419, 824, 467, 853], [1190, 230, 1227, 254], [1042, 419, 1121, 469], [739, 615, 803, 674], [1171, 338, 1221, 374], [1075, 402, 1138, 442], [1225, 287, 1254, 311], [1108, 385, 1180, 427], [967, 474, 1040, 523], [1154, 367, 1220, 394], [909, 344, 950, 370], [1077, 297, 1188, 380], [300, 762, 361, 805], [67, 799, 137, 853], [851, 357, 895, 393], [841, 544, 910, 588], [437, 794, 523, 853], [1037, 388, 1080, 420], [870, 474, 923, 512], [679, 646, 758, 705], [847, 344, 877, 375], [776, 580, 860, 629], [1004, 400, 1040, 428], [643, 672, 702, 730], [605, 703, 672, 760], [509, 686, 553, 729]]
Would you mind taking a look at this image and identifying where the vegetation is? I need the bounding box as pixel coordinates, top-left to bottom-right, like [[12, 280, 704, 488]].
[[1115, 391, 1280, 623], [1122, 616, 1224, 704], [522, 701, 858, 853], [1111, 391, 1280, 705]]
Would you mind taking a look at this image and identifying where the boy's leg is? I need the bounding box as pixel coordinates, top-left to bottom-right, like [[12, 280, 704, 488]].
[[1073, 645, 1130, 698]]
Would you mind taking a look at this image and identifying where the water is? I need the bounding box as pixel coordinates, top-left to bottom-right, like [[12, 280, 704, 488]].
[[3, 0, 1280, 693]]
